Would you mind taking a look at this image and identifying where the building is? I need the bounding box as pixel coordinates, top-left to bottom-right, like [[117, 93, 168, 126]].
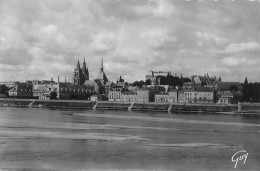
[[108, 89, 122, 101], [217, 90, 233, 104], [73, 58, 89, 85], [95, 58, 108, 86], [59, 83, 95, 100], [90, 95, 98, 101], [121, 92, 138, 102], [84, 80, 102, 94], [82, 58, 109, 96], [215, 82, 243, 104], [155, 92, 169, 102], [169, 90, 178, 102], [32, 79, 55, 85], [145, 71, 169, 86], [33, 83, 95, 100], [215, 82, 242, 92], [178, 91, 185, 103], [8, 83, 33, 98], [0, 81, 20, 88], [33, 83, 59, 100], [182, 82, 196, 91], [184, 90, 214, 104], [137, 88, 156, 102]]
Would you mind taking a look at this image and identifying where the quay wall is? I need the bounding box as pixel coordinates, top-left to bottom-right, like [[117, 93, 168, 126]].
[[0, 98, 95, 109], [0, 98, 259, 114]]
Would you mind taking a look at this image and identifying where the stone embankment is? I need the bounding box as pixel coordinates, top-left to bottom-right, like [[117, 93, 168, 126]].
[[0, 98, 259, 114]]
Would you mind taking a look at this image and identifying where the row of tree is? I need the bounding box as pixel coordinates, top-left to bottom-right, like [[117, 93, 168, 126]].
[[132, 75, 191, 88], [242, 77, 260, 102]]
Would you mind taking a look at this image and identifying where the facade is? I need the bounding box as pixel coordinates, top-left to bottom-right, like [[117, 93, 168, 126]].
[[73, 58, 89, 85], [59, 83, 95, 100], [137, 89, 150, 102], [182, 82, 196, 91], [177, 91, 185, 103], [121, 92, 138, 102], [33, 83, 59, 100], [217, 90, 233, 104], [137, 88, 156, 102], [154, 90, 178, 103], [184, 90, 214, 104], [108, 90, 122, 101], [169, 90, 178, 102], [84, 80, 102, 94], [33, 83, 95, 100], [8, 83, 33, 98], [90, 95, 98, 101], [155, 93, 169, 102]]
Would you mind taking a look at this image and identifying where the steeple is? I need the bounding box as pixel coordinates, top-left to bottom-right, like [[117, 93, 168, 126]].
[[76, 57, 80, 69], [82, 56, 89, 81], [100, 57, 103, 72], [96, 58, 108, 85], [83, 57, 86, 65]]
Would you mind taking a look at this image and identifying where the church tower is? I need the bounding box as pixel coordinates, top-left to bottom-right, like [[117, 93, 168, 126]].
[[81, 57, 89, 83], [96, 58, 108, 86], [73, 58, 82, 85]]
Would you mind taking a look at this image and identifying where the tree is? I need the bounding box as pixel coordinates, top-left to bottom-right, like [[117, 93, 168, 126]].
[[218, 76, 222, 82], [0, 84, 9, 95], [50, 92, 57, 99], [145, 79, 151, 85], [230, 85, 239, 92], [244, 77, 248, 85], [132, 80, 145, 88], [242, 77, 250, 102]]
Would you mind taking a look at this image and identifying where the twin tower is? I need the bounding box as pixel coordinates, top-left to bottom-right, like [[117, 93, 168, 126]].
[[73, 58, 89, 85], [73, 58, 108, 86]]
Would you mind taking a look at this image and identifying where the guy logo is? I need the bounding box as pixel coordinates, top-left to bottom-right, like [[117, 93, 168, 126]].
[[231, 150, 248, 168]]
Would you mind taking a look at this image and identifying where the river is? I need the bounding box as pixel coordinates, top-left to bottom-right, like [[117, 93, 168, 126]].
[[0, 107, 259, 171]]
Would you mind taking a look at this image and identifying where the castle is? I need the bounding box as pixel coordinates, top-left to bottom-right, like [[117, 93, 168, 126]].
[[72, 58, 89, 85]]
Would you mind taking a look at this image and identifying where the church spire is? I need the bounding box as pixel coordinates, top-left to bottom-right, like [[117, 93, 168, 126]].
[[100, 58, 104, 72], [83, 57, 86, 65], [77, 57, 80, 69]]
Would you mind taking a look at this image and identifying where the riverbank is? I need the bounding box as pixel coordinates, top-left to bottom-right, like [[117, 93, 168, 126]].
[[0, 98, 260, 114]]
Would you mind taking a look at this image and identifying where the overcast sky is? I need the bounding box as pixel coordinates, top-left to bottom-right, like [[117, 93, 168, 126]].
[[0, 0, 260, 83]]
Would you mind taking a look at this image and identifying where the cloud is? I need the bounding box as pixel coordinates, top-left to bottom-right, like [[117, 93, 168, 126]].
[[222, 57, 246, 67], [0, 48, 33, 65], [140, 29, 178, 50], [132, 0, 176, 18], [89, 31, 117, 55], [0, 0, 260, 83], [225, 42, 259, 53], [195, 31, 228, 45]]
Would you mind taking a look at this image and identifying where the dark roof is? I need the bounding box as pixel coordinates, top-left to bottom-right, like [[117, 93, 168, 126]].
[[216, 82, 242, 91], [96, 71, 108, 82]]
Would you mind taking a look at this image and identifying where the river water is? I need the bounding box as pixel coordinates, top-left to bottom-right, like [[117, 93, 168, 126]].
[[0, 107, 259, 171]]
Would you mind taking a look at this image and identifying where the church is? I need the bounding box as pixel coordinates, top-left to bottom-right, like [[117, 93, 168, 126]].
[[73, 58, 111, 96], [72, 58, 89, 85]]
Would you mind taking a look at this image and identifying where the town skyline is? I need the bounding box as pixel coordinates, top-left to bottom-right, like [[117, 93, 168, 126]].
[[0, 0, 260, 83]]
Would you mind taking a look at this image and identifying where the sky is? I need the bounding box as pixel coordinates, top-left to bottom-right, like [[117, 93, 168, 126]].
[[0, 0, 260, 83]]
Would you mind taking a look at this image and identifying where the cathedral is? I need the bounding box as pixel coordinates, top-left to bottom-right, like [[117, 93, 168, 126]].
[[72, 58, 89, 85]]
